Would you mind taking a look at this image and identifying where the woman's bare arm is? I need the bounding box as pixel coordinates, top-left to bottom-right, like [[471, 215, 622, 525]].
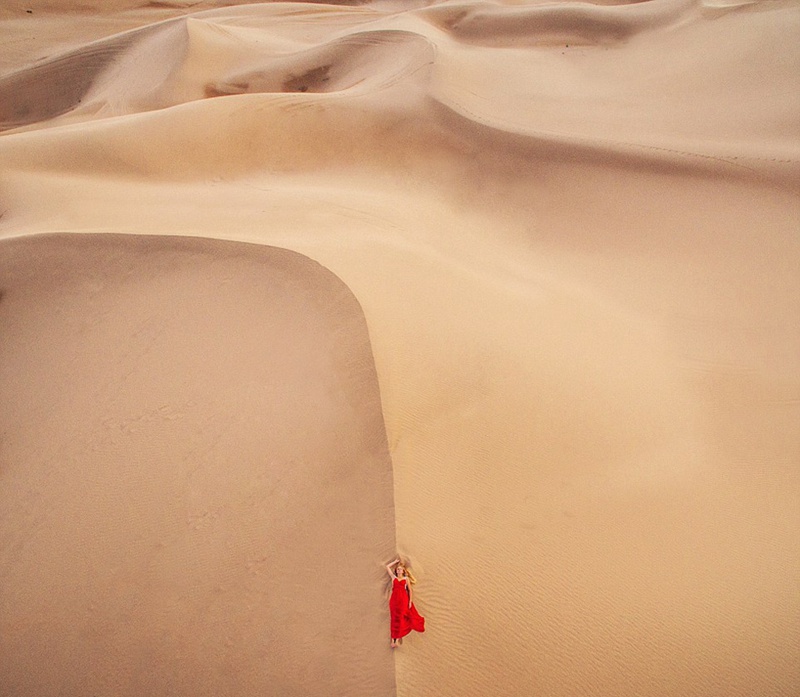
[[386, 558, 400, 579]]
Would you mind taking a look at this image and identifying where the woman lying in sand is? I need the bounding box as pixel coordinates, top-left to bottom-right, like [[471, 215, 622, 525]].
[[386, 558, 425, 647]]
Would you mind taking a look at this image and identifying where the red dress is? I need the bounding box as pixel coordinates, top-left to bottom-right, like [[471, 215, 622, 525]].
[[390, 578, 425, 639]]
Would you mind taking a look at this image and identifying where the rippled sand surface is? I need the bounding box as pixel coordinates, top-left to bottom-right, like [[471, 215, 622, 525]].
[[1, 1, 799, 695]]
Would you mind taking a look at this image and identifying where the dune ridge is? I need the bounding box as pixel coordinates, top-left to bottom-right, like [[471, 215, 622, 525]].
[[0, 2, 797, 187], [1, 1, 798, 696]]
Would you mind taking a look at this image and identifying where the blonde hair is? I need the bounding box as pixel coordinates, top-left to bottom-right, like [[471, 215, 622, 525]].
[[396, 557, 417, 584]]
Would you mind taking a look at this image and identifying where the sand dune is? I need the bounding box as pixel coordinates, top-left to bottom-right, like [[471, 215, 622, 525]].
[[1, 1, 798, 696], [0, 30, 146, 131], [0, 233, 395, 696], [423, 0, 695, 45]]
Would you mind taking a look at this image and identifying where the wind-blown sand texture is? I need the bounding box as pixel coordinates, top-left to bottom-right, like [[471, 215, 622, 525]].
[[1, 1, 799, 696]]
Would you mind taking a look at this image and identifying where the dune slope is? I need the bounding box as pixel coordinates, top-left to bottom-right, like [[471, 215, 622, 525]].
[[0, 233, 396, 697]]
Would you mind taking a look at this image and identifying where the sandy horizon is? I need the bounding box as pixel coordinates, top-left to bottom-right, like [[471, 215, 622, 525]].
[[1, 1, 799, 695]]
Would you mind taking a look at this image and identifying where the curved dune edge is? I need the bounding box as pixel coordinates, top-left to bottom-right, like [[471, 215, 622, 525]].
[[0, 232, 396, 697], [1, 1, 799, 696]]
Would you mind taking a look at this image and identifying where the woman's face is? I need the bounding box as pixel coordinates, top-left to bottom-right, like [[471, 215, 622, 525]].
[[396, 564, 406, 577]]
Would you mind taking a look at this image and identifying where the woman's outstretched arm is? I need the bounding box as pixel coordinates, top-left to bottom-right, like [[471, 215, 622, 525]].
[[386, 558, 400, 579]]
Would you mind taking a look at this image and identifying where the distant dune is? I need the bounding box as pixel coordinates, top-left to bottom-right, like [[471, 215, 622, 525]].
[[1, 1, 798, 696]]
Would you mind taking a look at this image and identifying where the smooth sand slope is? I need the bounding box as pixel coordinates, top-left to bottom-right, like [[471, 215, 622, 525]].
[[1, 1, 799, 696], [0, 234, 395, 696]]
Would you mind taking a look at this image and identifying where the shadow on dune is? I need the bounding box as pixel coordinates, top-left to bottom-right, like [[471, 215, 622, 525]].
[[205, 30, 434, 98], [0, 33, 143, 132], [422, 0, 693, 46], [0, 232, 397, 697]]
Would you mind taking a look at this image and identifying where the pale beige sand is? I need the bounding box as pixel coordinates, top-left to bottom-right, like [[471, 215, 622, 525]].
[[0, 233, 395, 695], [1, 1, 799, 696]]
